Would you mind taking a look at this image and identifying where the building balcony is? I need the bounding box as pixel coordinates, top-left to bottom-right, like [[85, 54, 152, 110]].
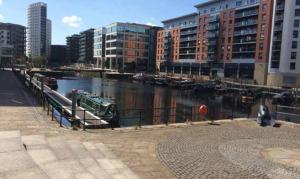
[[234, 30, 257, 36], [180, 36, 197, 42], [208, 40, 217, 46], [275, 15, 284, 21], [179, 51, 196, 55], [274, 25, 283, 31], [180, 45, 197, 49], [206, 16, 219, 23], [208, 33, 217, 38], [233, 40, 256, 44], [276, 4, 284, 11], [235, 10, 259, 19], [180, 30, 197, 36], [206, 24, 219, 31], [234, 20, 258, 27], [232, 47, 256, 53]]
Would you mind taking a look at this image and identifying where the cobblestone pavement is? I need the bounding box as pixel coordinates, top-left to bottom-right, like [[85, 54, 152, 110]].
[[157, 122, 300, 179]]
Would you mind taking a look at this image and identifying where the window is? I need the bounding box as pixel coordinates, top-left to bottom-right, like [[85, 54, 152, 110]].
[[261, 24, 266, 32], [262, 4, 267, 12], [294, 30, 299, 38], [294, 20, 300, 27], [290, 62, 296, 70], [292, 41, 298, 48], [291, 52, 297, 59], [295, 9, 300, 16], [236, 1, 242, 6], [259, 43, 263, 50], [297, 0, 300, 5]]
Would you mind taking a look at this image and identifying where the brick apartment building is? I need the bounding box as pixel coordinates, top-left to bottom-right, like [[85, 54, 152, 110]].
[[157, 0, 300, 87]]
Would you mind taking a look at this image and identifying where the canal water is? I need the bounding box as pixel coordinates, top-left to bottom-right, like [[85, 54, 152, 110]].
[[56, 77, 299, 127]]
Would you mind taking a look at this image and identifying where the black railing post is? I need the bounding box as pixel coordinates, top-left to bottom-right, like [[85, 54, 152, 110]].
[[190, 106, 193, 123], [231, 95, 234, 120], [47, 101, 50, 115], [275, 104, 278, 120], [43, 96, 45, 110], [166, 108, 169, 126], [60, 107, 63, 127], [83, 110, 86, 131], [139, 111, 142, 128], [51, 105, 54, 121]]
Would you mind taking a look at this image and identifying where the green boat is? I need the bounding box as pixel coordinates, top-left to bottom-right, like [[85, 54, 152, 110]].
[[76, 91, 120, 126]]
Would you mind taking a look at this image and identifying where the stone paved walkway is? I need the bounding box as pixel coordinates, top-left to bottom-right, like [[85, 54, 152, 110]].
[[0, 70, 139, 179]]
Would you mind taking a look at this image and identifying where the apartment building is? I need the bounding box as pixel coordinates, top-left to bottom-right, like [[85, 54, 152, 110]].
[[78, 29, 94, 64], [94, 27, 106, 68], [96, 22, 161, 71], [268, 0, 300, 87], [157, 0, 274, 84], [0, 29, 13, 67], [49, 45, 66, 66], [66, 34, 80, 64], [0, 23, 26, 59], [26, 2, 51, 59]]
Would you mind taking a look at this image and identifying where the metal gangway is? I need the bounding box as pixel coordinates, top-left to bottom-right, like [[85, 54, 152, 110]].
[[24, 71, 109, 129]]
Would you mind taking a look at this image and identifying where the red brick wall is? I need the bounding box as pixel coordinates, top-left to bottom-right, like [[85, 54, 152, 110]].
[[196, 15, 209, 63], [219, 9, 235, 63], [255, 0, 274, 63]]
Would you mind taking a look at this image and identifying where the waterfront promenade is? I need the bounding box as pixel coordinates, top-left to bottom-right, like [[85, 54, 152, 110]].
[[0, 70, 300, 178]]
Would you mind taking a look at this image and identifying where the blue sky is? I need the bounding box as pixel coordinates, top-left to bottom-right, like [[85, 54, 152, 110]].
[[0, 0, 205, 45]]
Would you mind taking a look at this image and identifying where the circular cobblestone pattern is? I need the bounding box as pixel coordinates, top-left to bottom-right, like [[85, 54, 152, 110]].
[[157, 122, 300, 179]]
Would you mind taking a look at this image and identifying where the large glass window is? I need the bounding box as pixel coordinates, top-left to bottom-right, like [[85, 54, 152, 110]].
[[292, 41, 298, 49], [295, 9, 300, 16], [297, 0, 300, 5], [293, 30, 299, 38], [294, 20, 300, 27], [290, 62, 296, 70], [291, 52, 297, 59]]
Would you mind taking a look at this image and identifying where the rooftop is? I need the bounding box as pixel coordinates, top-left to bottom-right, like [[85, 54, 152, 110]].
[[162, 13, 198, 24], [194, 0, 220, 8]]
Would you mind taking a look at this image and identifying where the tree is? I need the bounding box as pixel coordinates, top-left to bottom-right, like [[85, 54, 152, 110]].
[[31, 56, 46, 67]]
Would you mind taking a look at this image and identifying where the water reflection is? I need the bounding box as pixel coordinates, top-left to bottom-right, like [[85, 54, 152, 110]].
[[56, 77, 295, 126]]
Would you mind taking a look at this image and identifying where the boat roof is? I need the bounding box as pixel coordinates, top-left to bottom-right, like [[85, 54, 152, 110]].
[[77, 91, 115, 106]]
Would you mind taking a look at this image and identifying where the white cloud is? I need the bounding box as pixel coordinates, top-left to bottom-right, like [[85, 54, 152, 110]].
[[0, 14, 4, 22], [146, 22, 156, 26], [62, 15, 82, 28], [0, 0, 2, 6]]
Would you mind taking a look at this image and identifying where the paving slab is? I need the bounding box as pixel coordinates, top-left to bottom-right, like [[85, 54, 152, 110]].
[[22, 135, 47, 146], [41, 159, 85, 179], [75, 172, 96, 179], [0, 131, 20, 139], [0, 151, 35, 172], [0, 137, 22, 153], [5, 167, 48, 179], [28, 149, 57, 165]]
